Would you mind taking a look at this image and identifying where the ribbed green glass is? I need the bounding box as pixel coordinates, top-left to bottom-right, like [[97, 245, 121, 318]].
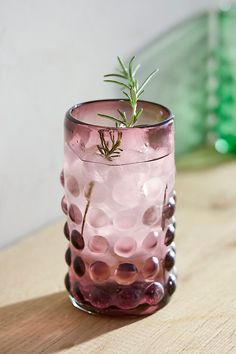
[[214, 6, 236, 153], [136, 15, 209, 157]]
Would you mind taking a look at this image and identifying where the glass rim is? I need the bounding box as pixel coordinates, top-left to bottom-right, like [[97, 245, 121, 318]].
[[65, 99, 174, 130]]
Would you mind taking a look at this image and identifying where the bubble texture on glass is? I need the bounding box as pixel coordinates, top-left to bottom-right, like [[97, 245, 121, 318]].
[[71, 230, 85, 250], [69, 204, 82, 224], [114, 209, 137, 229], [64, 273, 70, 292], [164, 249, 176, 271], [115, 263, 138, 285], [65, 247, 71, 266], [73, 256, 86, 277], [63, 222, 70, 240], [67, 175, 80, 196], [89, 288, 111, 309], [60, 169, 65, 187], [143, 177, 164, 202], [114, 237, 137, 258], [164, 196, 176, 219], [88, 208, 109, 228], [62, 99, 176, 315], [73, 283, 85, 302], [61, 196, 68, 214], [116, 287, 142, 309], [142, 231, 159, 250], [145, 282, 164, 305], [89, 261, 110, 283], [166, 274, 177, 295], [142, 206, 160, 225], [88, 235, 109, 253], [142, 257, 160, 279], [165, 224, 175, 246]]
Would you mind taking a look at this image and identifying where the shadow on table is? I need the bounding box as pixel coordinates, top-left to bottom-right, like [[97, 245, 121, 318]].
[[0, 291, 140, 353]]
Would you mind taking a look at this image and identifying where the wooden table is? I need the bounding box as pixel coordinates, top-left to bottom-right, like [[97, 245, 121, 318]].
[[0, 161, 236, 354]]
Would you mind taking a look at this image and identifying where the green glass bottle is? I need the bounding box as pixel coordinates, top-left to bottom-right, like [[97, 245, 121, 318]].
[[136, 14, 209, 157], [215, 6, 236, 153]]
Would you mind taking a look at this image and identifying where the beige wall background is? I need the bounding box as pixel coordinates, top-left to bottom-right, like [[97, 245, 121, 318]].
[[0, 0, 226, 247]]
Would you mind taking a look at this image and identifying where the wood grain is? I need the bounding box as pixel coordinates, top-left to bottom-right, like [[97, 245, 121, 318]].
[[0, 161, 236, 354]]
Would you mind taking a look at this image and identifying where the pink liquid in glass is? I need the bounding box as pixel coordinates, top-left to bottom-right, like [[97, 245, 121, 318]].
[[62, 100, 176, 315]]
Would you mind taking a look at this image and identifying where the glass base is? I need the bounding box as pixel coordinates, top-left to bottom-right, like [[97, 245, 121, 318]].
[[69, 294, 170, 316]]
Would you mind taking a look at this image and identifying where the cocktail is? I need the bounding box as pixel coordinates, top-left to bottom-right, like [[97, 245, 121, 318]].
[[61, 99, 176, 316]]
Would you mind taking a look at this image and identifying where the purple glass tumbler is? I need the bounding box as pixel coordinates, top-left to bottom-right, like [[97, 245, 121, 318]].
[[61, 99, 176, 316]]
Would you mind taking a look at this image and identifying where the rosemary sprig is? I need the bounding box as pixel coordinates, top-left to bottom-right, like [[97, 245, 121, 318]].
[[98, 56, 158, 127], [81, 181, 94, 236], [161, 184, 168, 231], [97, 130, 123, 161]]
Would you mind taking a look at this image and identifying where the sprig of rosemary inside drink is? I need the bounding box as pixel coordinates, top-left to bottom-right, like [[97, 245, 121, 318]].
[[97, 130, 123, 161], [98, 56, 158, 127], [81, 181, 94, 236]]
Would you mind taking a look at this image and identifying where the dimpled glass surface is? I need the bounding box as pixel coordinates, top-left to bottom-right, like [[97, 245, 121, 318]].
[[62, 100, 177, 315]]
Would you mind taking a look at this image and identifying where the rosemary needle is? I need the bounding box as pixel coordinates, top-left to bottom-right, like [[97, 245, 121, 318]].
[[98, 56, 158, 127]]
